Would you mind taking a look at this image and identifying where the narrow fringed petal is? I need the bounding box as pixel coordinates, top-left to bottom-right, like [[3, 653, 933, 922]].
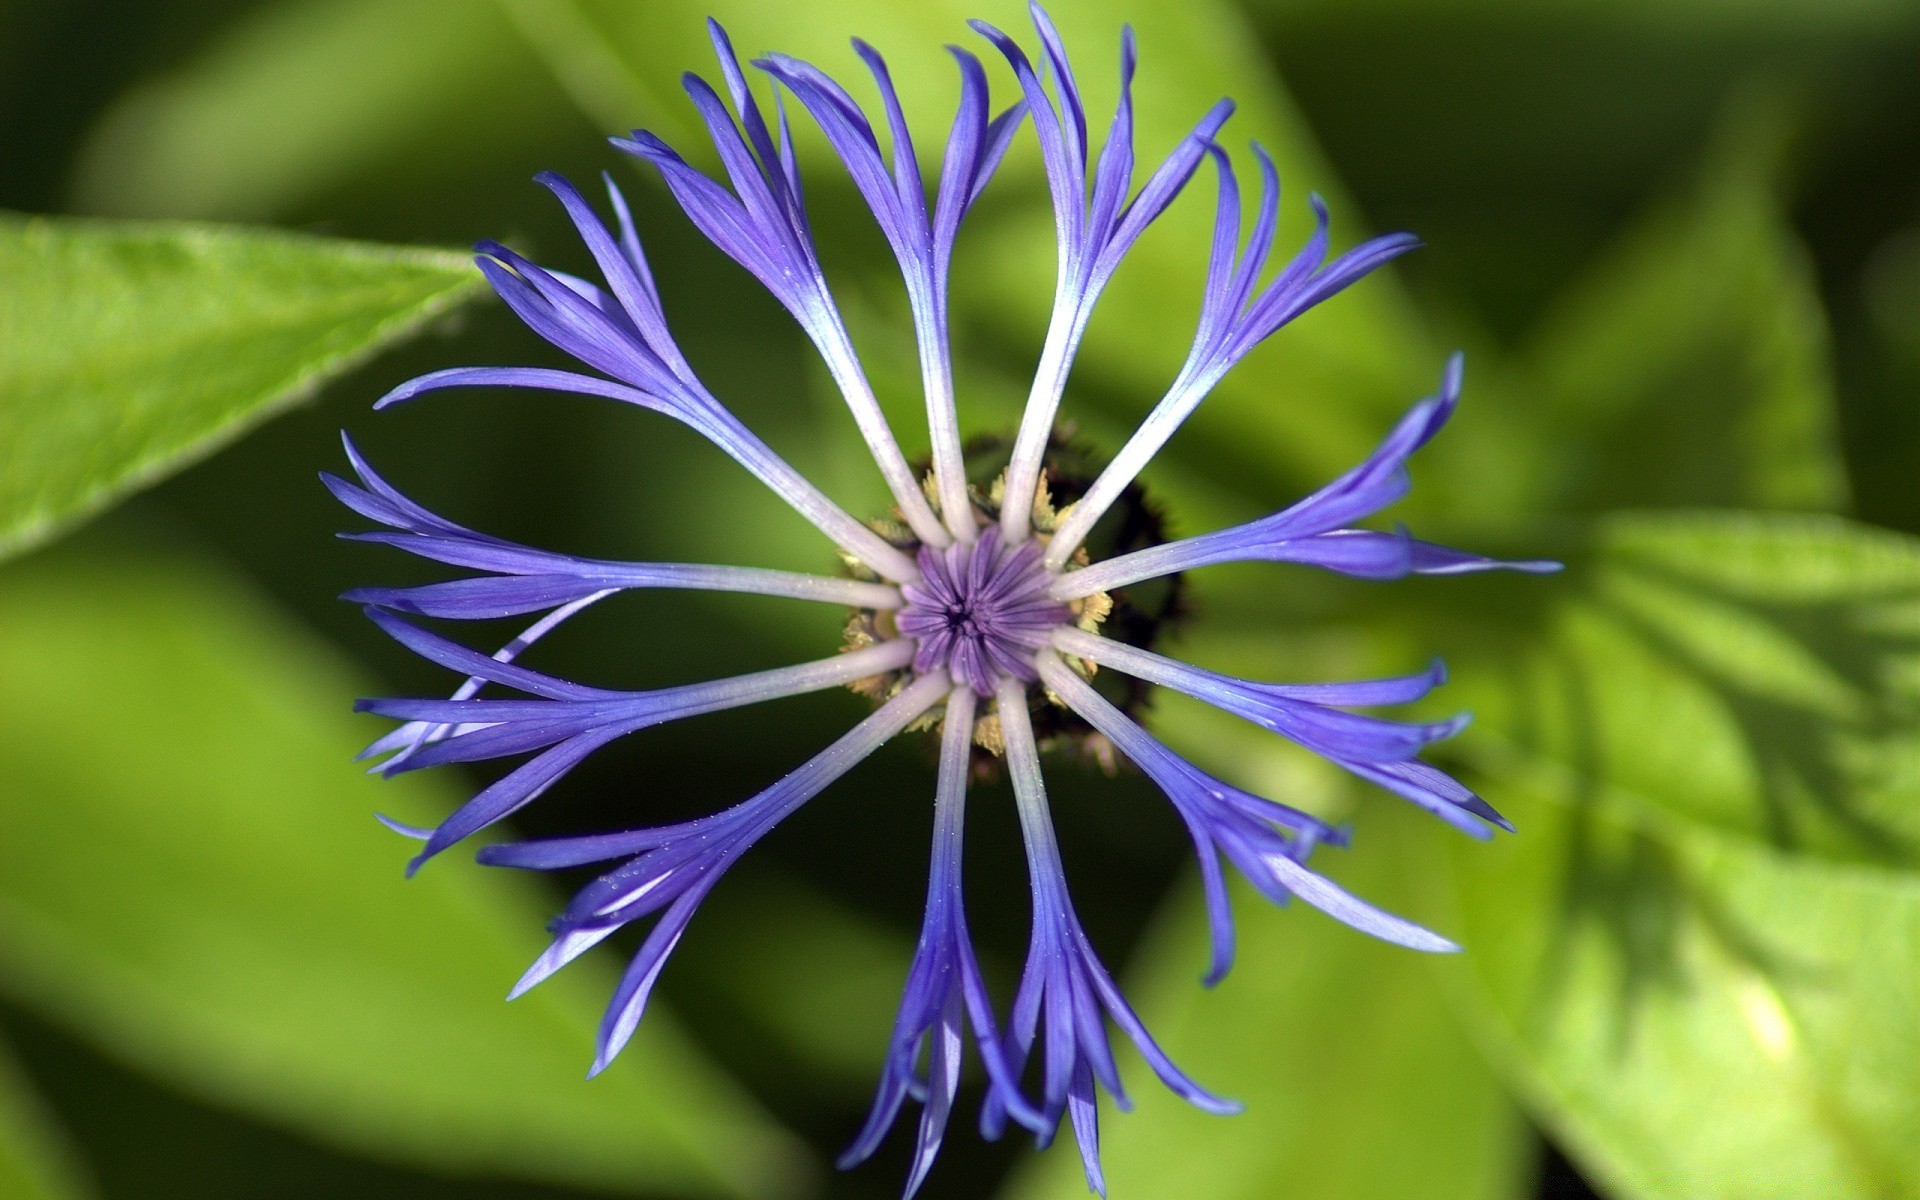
[[474, 673, 950, 1075], [401, 729, 625, 875], [1038, 655, 1455, 965], [366, 176, 923, 580], [939, 50, 1030, 248], [989, 680, 1238, 1195], [755, 41, 1026, 540], [362, 607, 612, 701], [1188, 824, 1238, 986], [1343, 758, 1513, 837], [610, 21, 947, 546], [472, 244, 682, 392], [1247, 851, 1456, 951], [360, 634, 914, 767], [752, 50, 922, 272], [842, 688, 1044, 1196], [972, 4, 1236, 540], [616, 96, 812, 313], [534, 171, 691, 381], [477, 827, 679, 870], [345, 576, 607, 620], [1053, 627, 1505, 837], [1043, 144, 1423, 567], [362, 593, 618, 778], [1409, 537, 1562, 576], [375, 364, 676, 417], [1056, 628, 1463, 761], [357, 619, 916, 868], [346, 568, 898, 619], [1053, 350, 1453, 579], [332, 440, 902, 615], [1051, 357, 1562, 594]]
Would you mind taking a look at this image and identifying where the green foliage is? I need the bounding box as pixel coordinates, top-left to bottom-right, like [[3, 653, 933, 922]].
[[1467, 513, 1920, 863], [0, 215, 482, 563], [8, 0, 1919, 1194], [1442, 776, 1920, 1199], [69, 0, 550, 222], [0, 542, 808, 1198], [1439, 513, 1920, 1198], [1518, 120, 1849, 514]]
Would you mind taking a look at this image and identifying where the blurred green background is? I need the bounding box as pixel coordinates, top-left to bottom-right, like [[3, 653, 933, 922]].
[[2, 1, 1918, 1198]]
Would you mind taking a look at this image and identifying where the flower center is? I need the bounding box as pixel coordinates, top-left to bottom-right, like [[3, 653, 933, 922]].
[[896, 528, 1071, 695]]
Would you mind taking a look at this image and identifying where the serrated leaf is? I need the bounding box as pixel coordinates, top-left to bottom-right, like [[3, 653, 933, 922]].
[[1521, 116, 1849, 513], [0, 1039, 92, 1200], [1003, 802, 1528, 1200], [0, 213, 483, 563], [0, 539, 808, 1198]]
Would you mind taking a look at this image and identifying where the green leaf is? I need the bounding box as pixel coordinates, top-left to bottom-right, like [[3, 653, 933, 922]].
[[1436, 763, 1920, 1199], [1464, 511, 1920, 866], [0, 214, 483, 563], [70, 0, 563, 222], [1520, 113, 1849, 513], [1430, 510, 1920, 1197], [0, 538, 808, 1198], [0, 1039, 92, 1200], [1002, 799, 1528, 1200]]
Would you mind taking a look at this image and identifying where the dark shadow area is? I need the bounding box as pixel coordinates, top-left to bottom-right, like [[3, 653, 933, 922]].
[[1536, 1135, 1606, 1200]]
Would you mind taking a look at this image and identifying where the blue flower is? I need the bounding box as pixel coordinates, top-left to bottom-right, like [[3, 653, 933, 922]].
[[332, 5, 1556, 1195]]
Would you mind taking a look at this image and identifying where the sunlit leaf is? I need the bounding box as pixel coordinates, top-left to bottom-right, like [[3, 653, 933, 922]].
[[1463, 512, 1920, 865], [0, 1040, 92, 1200], [1426, 510, 1920, 1197], [1436, 768, 1920, 1199], [1004, 803, 1528, 1200], [0, 539, 808, 1198], [0, 213, 483, 563]]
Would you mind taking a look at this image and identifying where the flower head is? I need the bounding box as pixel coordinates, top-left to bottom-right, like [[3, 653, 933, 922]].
[[334, 5, 1556, 1195]]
